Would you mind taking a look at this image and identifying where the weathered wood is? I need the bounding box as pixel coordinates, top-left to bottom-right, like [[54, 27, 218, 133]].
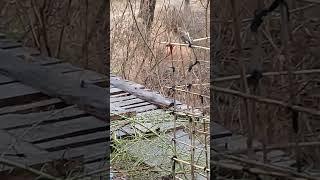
[[114, 98, 146, 107], [110, 87, 124, 94], [122, 102, 151, 109], [44, 63, 83, 74], [32, 56, 64, 65], [36, 131, 106, 150], [110, 95, 136, 103], [0, 106, 86, 130], [1, 142, 106, 172], [8, 116, 105, 143], [0, 130, 46, 157], [0, 83, 43, 107], [0, 50, 107, 120], [3, 47, 40, 57], [0, 98, 63, 115], [111, 76, 174, 107], [127, 104, 158, 113], [0, 74, 15, 84], [0, 40, 22, 49], [63, 70, 106, 81]]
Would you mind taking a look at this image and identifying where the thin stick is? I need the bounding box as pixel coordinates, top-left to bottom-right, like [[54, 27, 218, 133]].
[[212, 86, 320, 116], [0, 157, 61, 180], [159, 42, 210, 50]]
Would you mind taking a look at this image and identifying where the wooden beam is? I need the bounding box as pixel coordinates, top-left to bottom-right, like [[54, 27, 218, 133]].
[[0, 50, 107, 120], [111, 76, 174, 108]]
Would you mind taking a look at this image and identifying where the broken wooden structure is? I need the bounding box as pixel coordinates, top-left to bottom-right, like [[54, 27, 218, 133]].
[[0, 33, 108, 178]]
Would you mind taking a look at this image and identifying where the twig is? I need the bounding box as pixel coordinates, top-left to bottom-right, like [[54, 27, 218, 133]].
[[159, 42, 210, 50], [212, 86, 320, 116], [0, 157, 61, 180], [212, 69, 320, 82]]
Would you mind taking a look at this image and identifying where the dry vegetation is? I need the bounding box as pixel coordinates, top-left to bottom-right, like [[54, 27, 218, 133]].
[[211, 0, 320, 178], [0, 0, 107, 74], [111, 0, 210, 109], [111, 0, 210, 179]]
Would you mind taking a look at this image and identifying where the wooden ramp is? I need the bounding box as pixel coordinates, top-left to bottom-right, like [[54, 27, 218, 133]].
[[0, 35, 107, 177]]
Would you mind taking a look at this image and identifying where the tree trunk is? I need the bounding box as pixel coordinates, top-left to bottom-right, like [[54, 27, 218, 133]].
[[139, 0, 156, 30]]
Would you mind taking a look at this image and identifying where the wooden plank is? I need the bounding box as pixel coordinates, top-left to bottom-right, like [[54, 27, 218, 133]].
[[110, 95, 136, 103], [86, 78, 107, 87], [0, 74, 15, 84], [122, 102, 151, 109], [211, 122, 233, 139], [0, 98, 64, 115], [31, 56, 64, 65], [111, 76, 174, 107], [1, 142, 107, 172], [3, 47, 40, 57], [0, 83, 39, 100], [0, 50, 107, 120], [0, 106, 87, 129], [0, 83, 42, 107], [115, 98, 146, 107], [128, 104, 158, 113], [110, 93, 130, 98], [63, 70, 106, 81], [9, 116, 106, 143], [43, 63, 82, 73], [36, 131, 106, 150], [0, 130, 46, 157], [110, 87, 124, 94], [0, 40, 22, 49]]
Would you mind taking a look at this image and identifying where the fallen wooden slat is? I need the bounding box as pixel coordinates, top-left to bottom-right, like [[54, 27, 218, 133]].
[[8, 116, 105, 143], [0, 50, 107, 120], [0, 106, 87, 130], [36, 131, 106, 150], [0, 98, 63, 115], [0, 83, 43, 107], [111, 76, 173, 108]]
